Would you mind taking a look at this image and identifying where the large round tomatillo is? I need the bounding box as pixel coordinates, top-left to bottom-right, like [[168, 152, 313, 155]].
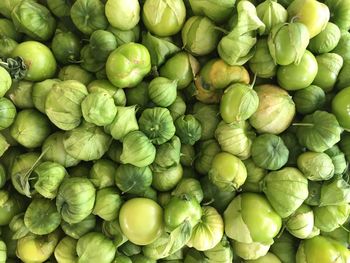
[[119, 198, 164, 245]]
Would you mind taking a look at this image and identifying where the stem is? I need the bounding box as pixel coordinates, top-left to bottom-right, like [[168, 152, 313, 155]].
[[276, 223, 287, 239], [213, 26, 230, 35], [202, 198, 215, 206], [292, 123, 315, 127], [340, 224, 350, 233], [290, 16, 299, 23], [250, 73, 257, 89]]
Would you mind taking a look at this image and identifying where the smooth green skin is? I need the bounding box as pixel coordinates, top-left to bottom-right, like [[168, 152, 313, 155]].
[[332, 86, 350, 130], [159, 52, 195, 89], [105, 0, 140, 30], [152, 163, 183, 191], [287, 0, 330, 38], [70, 0, 108, 35], [142, 0, 186, 37], [24, 198, 61, 235], [0, 97, 16, 130], [220, 84, 259, 123], [181, 16, 220, 56], [106, 43, 151, 88], [164, 195, 202, 231], [209, 152, 247, 192], [224, 193, 282, 245], [11, 41, 57, 82], [268, 22, 310, 66], [119, 198, 164, 245], [10, 109, 51, 149], [308, 22, 341, 54], [313, 53, 343, 92], [51, 31, 81, 65], [16, 231, 60, 263], [77, 232, 116, 263], [296, 236, 350, 263], [277, 50, 318, 90], [0, 66, 12, 97], [0, 192, 24, 226]]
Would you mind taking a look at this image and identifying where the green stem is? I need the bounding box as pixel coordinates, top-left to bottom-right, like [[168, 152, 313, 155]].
[[213, 26, 230, 35], [250, 73, 257, 89], [340, 224, 350, 233], [292, 123, 315, 127]]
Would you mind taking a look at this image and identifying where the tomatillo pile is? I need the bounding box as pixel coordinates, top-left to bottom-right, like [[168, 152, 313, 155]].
[[1, 0, 350, 262]]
